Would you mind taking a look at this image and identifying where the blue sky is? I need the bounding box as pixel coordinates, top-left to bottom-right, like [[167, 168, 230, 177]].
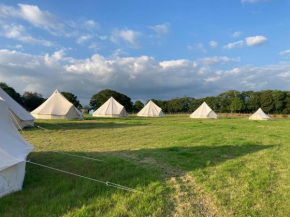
[[0, 0, 289, 105]]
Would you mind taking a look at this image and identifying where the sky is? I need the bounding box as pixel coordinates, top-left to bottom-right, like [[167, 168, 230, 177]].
[[0, 0, 289, 105]]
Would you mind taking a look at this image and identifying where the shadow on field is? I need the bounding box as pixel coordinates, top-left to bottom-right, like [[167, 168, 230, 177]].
[[0, 144, 273, 217]]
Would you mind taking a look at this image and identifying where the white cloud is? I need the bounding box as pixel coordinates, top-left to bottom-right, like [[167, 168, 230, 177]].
[[148, 23, 170, 35], [15, 44, 23, 49], [84, 20, 99, 30], [280, 50, 290, 57], [242, 0, 272, 3], [0, 4, 64, 35], [223, 40, 244, 49], [99, 36, 107, 40], [278, 72, 290, 78], [199, 56, 240, 66], [1, 49, 289, 105], [232, 31, 242, 38], [205, 76, 221, 82], [245, 36, 268, 46], [159, 59, 190, 68], [0, 23, 55, 46], [188, 43, 207, 53], [110, 28, 141, 48], [76, 35, 93, 44], [209, 41, 219, 48]]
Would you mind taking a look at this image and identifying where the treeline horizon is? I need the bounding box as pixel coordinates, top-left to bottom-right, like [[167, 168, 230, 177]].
[[1, 82, 289, 114]]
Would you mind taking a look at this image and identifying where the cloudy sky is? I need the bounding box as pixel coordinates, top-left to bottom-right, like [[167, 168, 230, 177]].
[[0, 0, 289, 105]]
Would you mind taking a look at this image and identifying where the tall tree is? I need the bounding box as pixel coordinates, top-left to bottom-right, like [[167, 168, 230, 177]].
[[229, 98, 244, 113], [0, 82, 23, 105], [260, 91, 273, 113], [22, 92, 45, 111], [283, 92, 290, 114], [272, 90, 285, 113], [61, 92, 82, 109], [133, 100, 144, 112], [245, 92, 261, 113], [90, 89, 133, 112]]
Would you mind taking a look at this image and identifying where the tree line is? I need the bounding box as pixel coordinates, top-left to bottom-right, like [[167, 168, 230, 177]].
[[1, 82, 289, 114]]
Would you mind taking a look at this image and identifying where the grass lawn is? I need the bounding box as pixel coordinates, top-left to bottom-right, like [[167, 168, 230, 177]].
[[1, 114, 290, 216]]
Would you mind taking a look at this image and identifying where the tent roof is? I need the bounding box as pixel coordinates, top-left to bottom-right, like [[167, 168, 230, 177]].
[[31, 89, 81, 116], [137, 100, 164, 117], [190, 102, 218, 118], [249, 108, 271, 120], [0, 100, 34, 171], [93, 97, 126, 116], [0, 87, 34, 121]]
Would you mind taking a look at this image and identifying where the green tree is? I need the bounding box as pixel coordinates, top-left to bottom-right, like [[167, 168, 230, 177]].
[[218, 90, 241, 113], [22, 92, 45, 111], [90, 89, 133, 112], [283, 92, 290, 114], [260, 91, 273, 113], [0, 82, 23, 105], [61, 92, 82, 109], [133, 100, 144, 112], [229, 98, 244, 113], [272, 90, 285, 113], [245, 92, 261, 112]]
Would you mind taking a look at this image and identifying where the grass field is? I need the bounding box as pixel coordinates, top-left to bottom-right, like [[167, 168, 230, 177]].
[[1, 114, 290, 217]]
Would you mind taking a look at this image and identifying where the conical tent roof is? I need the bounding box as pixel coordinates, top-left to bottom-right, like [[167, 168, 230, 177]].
[[190, 102, 218, 119], [249, 108, 271, 120], [31, 89, 82, 119], [93, 97, 127, 117], [0, 87, 34, 129], [137, 100, 164, 117], [0, 100, 34, 198]]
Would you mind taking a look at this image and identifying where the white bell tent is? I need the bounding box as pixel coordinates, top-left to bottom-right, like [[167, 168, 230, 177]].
[[249, 108, 271, 121], [0, 87, 34, 129], [31, 90, 83, 119], [137, 100, 165, 117], [190, 102, 218, 119], [0, 100, 34, 198], [93, 97, 128, 117]]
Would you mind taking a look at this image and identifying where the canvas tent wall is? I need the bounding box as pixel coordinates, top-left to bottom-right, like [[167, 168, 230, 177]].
[[0, 100, 34, 198], [93, 97, 128, 117], [190, 102, 218, 119], [0, 87, 34, 129], [137, 100, 165, 117], [249, 108, 271, 120], [31, 90, 83, 119]]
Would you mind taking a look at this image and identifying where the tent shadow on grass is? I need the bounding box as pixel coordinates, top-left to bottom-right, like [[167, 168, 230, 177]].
[[0, 144, 273, 217]]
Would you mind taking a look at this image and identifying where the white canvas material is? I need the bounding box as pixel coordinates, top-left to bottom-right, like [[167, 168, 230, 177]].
[[137, 101, 165, 117], [190, 102, 218, 119], [0, 100, 34, 198], [93, 97, 128, 117], [0, 87, 34, 129], [249, 108, 271, 120], [31, 90, 83, 119]]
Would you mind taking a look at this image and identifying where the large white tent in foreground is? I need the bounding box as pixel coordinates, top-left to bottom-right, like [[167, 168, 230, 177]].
[[31, 90, 83, 119], [0, 100, 34, 198], [0, 87, 34, 129], [137, 100, 165, 117], [93, 97, 128, 117], [249, 108, 271, 121], [190, 102, 218, 119]]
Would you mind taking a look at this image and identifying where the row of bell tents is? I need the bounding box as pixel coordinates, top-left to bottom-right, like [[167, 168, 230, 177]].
[[0, 88, 271, 130], [0, 88, 273, 198]]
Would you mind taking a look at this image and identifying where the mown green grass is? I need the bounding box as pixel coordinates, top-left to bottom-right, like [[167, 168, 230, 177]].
[[1, 115, 290, 216]]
